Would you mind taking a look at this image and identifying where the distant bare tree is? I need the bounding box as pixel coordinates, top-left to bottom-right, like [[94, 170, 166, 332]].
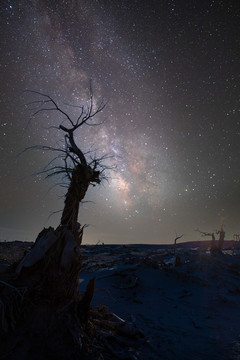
[[196, 226, 225, 253], [233, 233, 240, 250], [216, 224, 225, 251], [173, 232, 184, 255], [195, 229, 216, 250], [174, 233, 184, 246], [233, 233, 240, 241]]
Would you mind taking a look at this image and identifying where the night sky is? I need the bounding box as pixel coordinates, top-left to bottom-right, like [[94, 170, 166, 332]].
[[0, 0, 239, 244]]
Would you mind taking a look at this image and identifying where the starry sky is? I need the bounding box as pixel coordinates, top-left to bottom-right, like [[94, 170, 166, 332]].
[[0, 0, 239, 244]]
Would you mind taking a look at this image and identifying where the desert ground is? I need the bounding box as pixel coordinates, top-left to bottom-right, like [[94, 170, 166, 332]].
[[1, 240, 240, 359]]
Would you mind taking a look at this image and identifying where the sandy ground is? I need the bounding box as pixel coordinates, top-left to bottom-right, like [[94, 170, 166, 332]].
[[79, 244, 240, 360], [1, 241, 240, 359]]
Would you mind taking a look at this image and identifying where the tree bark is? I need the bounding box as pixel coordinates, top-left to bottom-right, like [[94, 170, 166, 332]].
[[60, 164, 100, 231], [60, 164, 90, 228], [0, 226, 95, 359]]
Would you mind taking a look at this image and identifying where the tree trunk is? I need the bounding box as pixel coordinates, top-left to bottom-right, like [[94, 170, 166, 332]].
[[210, 233, 217, 252], [0, 148, 102, 357], [0, 162, 100, 358], [218, 229, 225, 251], [0, 226, 95, 359], [60, 164, 90, 229]]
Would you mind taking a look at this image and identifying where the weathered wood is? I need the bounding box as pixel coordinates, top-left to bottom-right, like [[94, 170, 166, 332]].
[[0, 89, 107, 359], [60, 164, 100, 230], [0, 226, 93, 359], [16, 227, 57, 275]]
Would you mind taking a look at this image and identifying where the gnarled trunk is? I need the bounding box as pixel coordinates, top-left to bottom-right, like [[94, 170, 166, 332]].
[[60, 164, 90, 229], [0, 163, 99, 358], [60, 164, 100, 230]]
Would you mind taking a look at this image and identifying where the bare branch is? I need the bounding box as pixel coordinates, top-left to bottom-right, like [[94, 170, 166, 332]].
[[47, 209, 63, 221], [24, 90, 75, 127], [23, 84, 113, 229], [174, 233, 184, 245], [195, 229, 212, 237]]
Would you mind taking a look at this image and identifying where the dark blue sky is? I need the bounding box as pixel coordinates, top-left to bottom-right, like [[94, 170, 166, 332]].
[[0, 0, 239, 243]]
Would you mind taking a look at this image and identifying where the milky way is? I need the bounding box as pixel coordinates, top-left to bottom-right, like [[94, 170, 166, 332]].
[[0, 0, 239, 243]]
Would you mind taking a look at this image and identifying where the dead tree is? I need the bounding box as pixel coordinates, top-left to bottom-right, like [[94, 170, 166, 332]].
[[173, 232, 184, 254], [0, 87, 111, 359], [233, 234, 240, 249], [210, 232, 217, 252], [195, 229, 222, 253], [217, 224, 225, 251], [174, 233, 184, 247], [173, 233, 184, 267]]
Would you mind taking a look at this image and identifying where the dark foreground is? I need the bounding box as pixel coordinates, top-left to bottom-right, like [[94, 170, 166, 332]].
[[1, 241, 240, 359]]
